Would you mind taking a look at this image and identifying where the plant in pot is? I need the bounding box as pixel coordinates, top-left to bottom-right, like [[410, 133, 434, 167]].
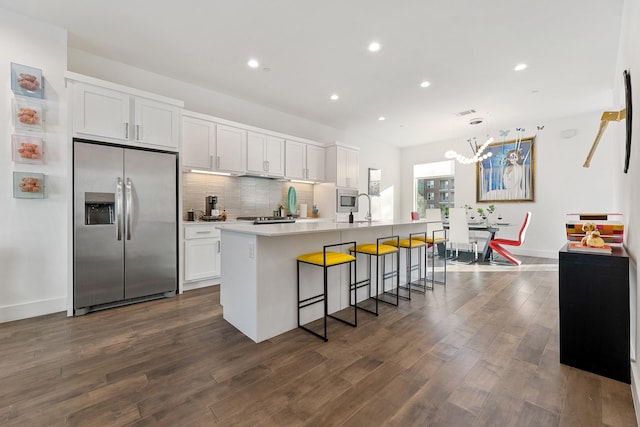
[[477, 207, 486, 221], [464, 204, 475, 221], [440, 205, 449, 219], [486, 204, 496, 223]]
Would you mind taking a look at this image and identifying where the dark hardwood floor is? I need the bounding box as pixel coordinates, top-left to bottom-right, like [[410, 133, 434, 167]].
[[0, 257, 636, 426]]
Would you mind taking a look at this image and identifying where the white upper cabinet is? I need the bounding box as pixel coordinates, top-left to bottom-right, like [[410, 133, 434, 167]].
[[69, 75, 182, 151], [72, 83, 131, 141], [285, 140, 325, 181], [264, 135, 285, 177], [133, 97, 180, 149], [306, 144, 325, 182], [247, 131, 285, 177], [215, 124, 246, 173], [285, 140, 306, 180], [326, 144, 359, 188], [182, 114, 216, 169]]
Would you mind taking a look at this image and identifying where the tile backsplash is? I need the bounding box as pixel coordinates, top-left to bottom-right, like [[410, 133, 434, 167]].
[[182, 172, 314, 220]]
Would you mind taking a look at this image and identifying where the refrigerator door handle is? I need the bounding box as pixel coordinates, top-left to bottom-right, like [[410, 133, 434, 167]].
[[115, 177, 124, 240], [125, 178, 133, 240]]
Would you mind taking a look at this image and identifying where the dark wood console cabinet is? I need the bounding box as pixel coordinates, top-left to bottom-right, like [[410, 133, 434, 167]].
[[559, 244, 630, 383]]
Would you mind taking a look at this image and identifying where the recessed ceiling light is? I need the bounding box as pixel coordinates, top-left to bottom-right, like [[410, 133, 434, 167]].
[[378, 116, 386, 121], [420, 81, 431, 88], [330, 94, 339, 101], [514, 63, 527, 71], [469, 118, 484, 125], [247, 59, 260, 68], [368, 42, 381, 52]]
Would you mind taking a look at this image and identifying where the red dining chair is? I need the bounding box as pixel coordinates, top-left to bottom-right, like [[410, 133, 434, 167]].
[[489, 212, 532, 265]]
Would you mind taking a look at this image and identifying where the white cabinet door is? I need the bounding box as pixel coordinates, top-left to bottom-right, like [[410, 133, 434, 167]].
[[216, 124, 246, 173], [265, 135, 285, 177], [182, 116, 215, 169], [285, 140, 306, 180], [246, 131, 267, 174], [336, 147, 359, 188], [73, 83, 130, 141], [306, 144, 325, 182], [247, 133, 285, 177], [184, 238, 221, 281], [346, 148, 359, 188], [134, 97, 180, 149], [336, 146, 348, 187]]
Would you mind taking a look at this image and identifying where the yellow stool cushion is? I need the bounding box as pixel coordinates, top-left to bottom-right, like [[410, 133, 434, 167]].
[[297, 251, 356, 266], [384, 239, 425, 248], [350, 243, 399, 255], [425, 237, 446, 244]]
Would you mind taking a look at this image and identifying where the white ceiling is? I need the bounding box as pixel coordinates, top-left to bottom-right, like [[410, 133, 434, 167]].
[[0, 0, 625, 146]]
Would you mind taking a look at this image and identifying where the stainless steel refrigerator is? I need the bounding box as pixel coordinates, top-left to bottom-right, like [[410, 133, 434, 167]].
[[73, 140, 177, 314]]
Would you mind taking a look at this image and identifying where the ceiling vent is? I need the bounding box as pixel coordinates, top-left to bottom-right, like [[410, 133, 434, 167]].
[[456, 109, 477, 117]]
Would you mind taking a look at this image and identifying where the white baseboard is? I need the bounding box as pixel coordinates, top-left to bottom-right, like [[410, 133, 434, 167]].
[[183, 280, 220, 292], [0, 297, 66, 323]]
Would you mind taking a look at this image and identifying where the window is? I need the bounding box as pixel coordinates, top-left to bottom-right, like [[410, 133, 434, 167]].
[[414, 161, 455, 218]]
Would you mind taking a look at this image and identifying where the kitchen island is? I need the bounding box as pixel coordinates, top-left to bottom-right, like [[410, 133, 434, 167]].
[[218, 219, 434, 342]]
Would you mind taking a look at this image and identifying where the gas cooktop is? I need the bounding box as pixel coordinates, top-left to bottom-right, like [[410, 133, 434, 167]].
[[237, 216, 296, 225]]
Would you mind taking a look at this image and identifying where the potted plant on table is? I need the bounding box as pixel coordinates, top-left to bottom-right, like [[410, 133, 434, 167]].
[[464, 204, 475, 221], [440, 205, 449, 219]]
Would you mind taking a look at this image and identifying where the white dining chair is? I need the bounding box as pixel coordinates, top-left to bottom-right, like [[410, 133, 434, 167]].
[[447, 207, 478, 263]]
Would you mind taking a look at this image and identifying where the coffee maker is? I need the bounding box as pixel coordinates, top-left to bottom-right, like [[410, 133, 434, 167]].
[[201, 195, 220, 221]]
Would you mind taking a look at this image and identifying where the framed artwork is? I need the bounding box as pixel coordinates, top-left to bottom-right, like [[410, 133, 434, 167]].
[[13, 172, 45, 199], [11, 63, 44, 99], [476, 136, 535, 202], [12, 134, 45, 164], [368, 168, 381, 196], [13, 98, 44, 132]]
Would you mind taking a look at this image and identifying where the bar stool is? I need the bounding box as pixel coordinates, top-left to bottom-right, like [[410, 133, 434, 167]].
[[297, 241, 357, 342], [349, 235, 400, 314], [424, 220, 448, 286], [384, 232, 429, 298]]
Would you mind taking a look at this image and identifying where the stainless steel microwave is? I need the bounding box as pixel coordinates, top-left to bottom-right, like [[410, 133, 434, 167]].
[[336, 188, 359, 213]]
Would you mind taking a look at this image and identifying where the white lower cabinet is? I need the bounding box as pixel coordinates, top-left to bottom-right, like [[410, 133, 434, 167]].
[[184, 225, 221, 283]]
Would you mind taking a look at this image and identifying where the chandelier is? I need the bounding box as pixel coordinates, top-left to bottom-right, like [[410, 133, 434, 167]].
[[444, 137, 494, 165]]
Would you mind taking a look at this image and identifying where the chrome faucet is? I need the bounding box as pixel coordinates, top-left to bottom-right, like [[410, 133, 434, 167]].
[[357, 193, 372, 222]]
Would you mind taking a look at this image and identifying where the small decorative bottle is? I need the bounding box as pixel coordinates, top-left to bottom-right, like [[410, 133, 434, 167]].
[[349, 210, 354, 223]]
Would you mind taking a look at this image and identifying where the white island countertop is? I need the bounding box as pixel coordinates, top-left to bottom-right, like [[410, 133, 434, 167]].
[[217, 217, 442, 343], [216, 219, 435, 237]]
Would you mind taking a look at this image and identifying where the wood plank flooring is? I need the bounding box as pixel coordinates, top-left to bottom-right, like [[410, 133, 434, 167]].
[[0, 257, 636, 426]]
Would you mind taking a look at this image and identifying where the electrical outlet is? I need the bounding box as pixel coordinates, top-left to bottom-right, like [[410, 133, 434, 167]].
[[248, 243, 255, 259]]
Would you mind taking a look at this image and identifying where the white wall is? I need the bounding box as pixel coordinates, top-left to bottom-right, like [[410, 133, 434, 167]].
[[0, 11, 68, 322], [400, 112, 618, 258], [616, 0, 640, 417], [68, 49, 403, 221]]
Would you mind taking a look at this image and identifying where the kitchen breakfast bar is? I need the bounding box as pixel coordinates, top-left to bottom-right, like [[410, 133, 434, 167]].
[[218, 220, 436, 343]]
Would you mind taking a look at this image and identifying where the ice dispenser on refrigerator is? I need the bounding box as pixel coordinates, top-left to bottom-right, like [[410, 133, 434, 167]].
[[84, 192, 115, 225]]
